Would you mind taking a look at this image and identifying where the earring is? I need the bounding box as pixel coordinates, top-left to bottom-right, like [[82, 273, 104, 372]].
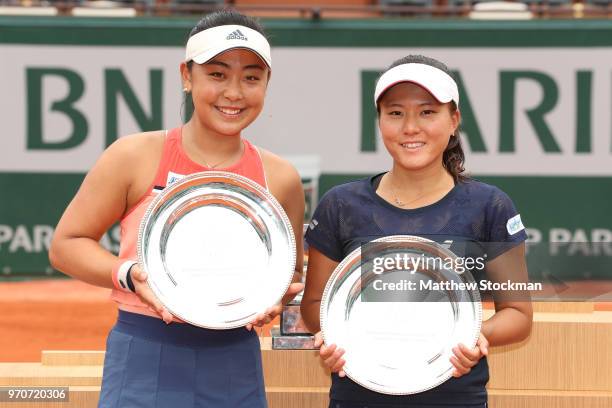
[[183, 88, 190, 93]]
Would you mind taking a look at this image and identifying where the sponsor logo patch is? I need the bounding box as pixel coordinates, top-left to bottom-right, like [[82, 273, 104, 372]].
[[507, 214, 525, 235], [166, 171, 186, 186]]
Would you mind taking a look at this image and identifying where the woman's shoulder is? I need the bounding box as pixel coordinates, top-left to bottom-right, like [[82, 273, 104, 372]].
[[258, 148, 291, 169], [257, 149, 303, 207], [107, 130, 166, 158], [458, 178, 521, 222], [85, 131, 164, 172], [458, 178, 513, 202], [330, 176, 372, 195], [258, 148, 301, 186], [91, 131, 166, 191], [318, 176, 372, 206]]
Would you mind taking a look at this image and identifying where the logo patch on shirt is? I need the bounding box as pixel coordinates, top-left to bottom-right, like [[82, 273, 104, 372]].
[[167, 171, 186, 186], [507, 214, 525, 235], [441, 240, 454, 249], [309, 219, 319, 230]]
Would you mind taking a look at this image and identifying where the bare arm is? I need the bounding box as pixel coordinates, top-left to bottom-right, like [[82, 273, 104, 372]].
[[274, 164, 305, 304], [50, 139, 133, 287], [246, 150, 306, 329], [49, 132, 162, 288], [450, 242, 532, 377], [482, 243, 533, 345], [302, 246, 345, 375], [300, 246, 339, 334], [261, 149, 306, 299], [49, 132, 175, 322]]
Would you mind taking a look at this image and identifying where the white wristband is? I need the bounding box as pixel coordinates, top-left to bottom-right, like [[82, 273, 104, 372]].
[[116, 261, 137, 292]]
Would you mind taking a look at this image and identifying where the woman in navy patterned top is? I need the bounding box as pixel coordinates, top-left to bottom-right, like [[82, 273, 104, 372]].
[[301, 55, 533, 408]]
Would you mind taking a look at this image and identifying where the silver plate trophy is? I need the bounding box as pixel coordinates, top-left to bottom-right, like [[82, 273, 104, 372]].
[[320, 236, 482, 395], [138, 171, 296, 329]]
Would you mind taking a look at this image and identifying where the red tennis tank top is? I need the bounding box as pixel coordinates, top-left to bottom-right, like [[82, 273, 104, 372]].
[[110, 127, 268, 318]]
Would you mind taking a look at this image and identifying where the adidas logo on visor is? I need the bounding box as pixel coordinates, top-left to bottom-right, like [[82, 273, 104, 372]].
[[226, 29, 248, 41]]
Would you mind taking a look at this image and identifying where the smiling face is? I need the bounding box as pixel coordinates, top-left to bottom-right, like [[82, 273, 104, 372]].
[[378, 82, 460, 173], [181, 48, 269, 138]]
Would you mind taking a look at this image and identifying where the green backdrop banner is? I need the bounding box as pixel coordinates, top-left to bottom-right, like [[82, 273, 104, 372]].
[[1, 17, 610, 283]]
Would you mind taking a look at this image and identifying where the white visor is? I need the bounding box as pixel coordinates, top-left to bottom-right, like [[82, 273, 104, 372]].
[[185, 24, 271, 68], [374, 63, 459, 108]]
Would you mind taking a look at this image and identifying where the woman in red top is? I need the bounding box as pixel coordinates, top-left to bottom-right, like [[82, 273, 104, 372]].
[[50, 10, 304, 408]]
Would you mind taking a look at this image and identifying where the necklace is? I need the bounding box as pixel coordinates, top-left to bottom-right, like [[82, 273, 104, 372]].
[[387, 171, 407, 207], [194, 142, 244, 169], [201, 150, 239, 169], [183, 126, 244, 169], [201, 140, 244, 169], [386, 171, 446, 208]]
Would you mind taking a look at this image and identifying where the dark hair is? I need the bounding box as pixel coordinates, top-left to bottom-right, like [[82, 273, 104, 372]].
[[378, 54, 468, 183], [186, 9, 267, 71]]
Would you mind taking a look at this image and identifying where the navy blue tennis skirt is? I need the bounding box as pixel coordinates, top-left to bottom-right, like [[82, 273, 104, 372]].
[[98, 310, 267, 408]]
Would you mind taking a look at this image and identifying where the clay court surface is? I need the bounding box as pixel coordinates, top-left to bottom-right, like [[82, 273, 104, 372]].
[[0, 280, 116, 362], [0, 279, 280, 363], [1, 278, 610, 363]]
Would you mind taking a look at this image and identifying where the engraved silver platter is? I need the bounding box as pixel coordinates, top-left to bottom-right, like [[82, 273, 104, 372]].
[[320, 235, 482, 394], [138, 171, 296, 329]]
